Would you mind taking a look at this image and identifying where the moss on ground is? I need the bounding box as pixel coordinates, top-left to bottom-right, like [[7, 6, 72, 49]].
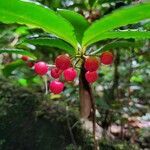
[[0, 78, 141, 150]]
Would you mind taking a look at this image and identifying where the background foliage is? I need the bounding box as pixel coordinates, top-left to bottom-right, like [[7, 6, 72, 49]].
[[0, 0, 150, 150]]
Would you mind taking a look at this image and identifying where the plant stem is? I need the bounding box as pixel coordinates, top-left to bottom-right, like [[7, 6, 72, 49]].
[[43, 75, 48, 95], [79, 62, 98, 150]]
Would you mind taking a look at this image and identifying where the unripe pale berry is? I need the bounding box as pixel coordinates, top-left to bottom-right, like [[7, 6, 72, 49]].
[[63, 67, 77, 81], [55, 54, 71, 70], [21, 56, 29, 61], [100, 51, 113, 65], [34, 61, 48, 76], [49, 80, 64, 94], [51, 68, 62, 79], [84, 56, 100, 72], [85, 71, 98, 83]]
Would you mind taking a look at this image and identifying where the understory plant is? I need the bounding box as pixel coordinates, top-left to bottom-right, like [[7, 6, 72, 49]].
[[0, 0, 150, 149]]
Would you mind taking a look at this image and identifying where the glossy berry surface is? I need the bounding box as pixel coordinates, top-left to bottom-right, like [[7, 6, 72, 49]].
[[85, 71, 98, 83], [84, 56, 100, 72], [51, 68, 62, 79], [63, 67, 77, 81], [21, 56, 29, 61], [34, 61, 48, 76], [100, 51, 113, 65], [55, 54, 71, 70], [49, 80, 64, 94]]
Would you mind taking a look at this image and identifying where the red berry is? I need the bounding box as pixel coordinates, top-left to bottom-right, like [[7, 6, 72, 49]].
[[85, 71, 98, 83], [84, 56, 100, 71], [34, 61, 48, 76], [51, 68, 62, 79], [100, 51, 113, 65], [49, 80, 64, 94], [27, 61, 34, 68], [21, 56, 29, 61], [63, 67, 77, 81], [55, 54, 71, 70]]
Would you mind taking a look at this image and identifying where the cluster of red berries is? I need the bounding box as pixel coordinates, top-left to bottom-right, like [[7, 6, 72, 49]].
[[84, 51, 113, 83], [22, 54, 77, 94], [21, 51, 113, 94]]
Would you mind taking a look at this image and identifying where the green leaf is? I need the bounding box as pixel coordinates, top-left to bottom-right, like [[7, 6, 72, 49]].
[[3, 60, 25, 77], [0, 49, 37, 59], [130, 75, 143, 83], [82, 3, 150, 47], [18, 78, 28, 87], [91, 40, 144, 55], [57, 9, 89, 44], [0, 0, 78, 49], [88, 0, 96, 7], [24, 37, 75, 55], [143, 21, 150, 30], [88, 30, 150, 47]]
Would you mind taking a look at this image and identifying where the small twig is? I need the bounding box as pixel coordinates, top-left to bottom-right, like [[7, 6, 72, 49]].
[[10, 35, 19, 47], [103, 110, 109, 128], [71, 121, 80, 129], [43, 76, 48, 95], [74, 58, 81, 68], [90, 39, 119, 55], [47, 64, 55, 68], [89, 85, 98, 150], [66, 107, 78, 150]]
